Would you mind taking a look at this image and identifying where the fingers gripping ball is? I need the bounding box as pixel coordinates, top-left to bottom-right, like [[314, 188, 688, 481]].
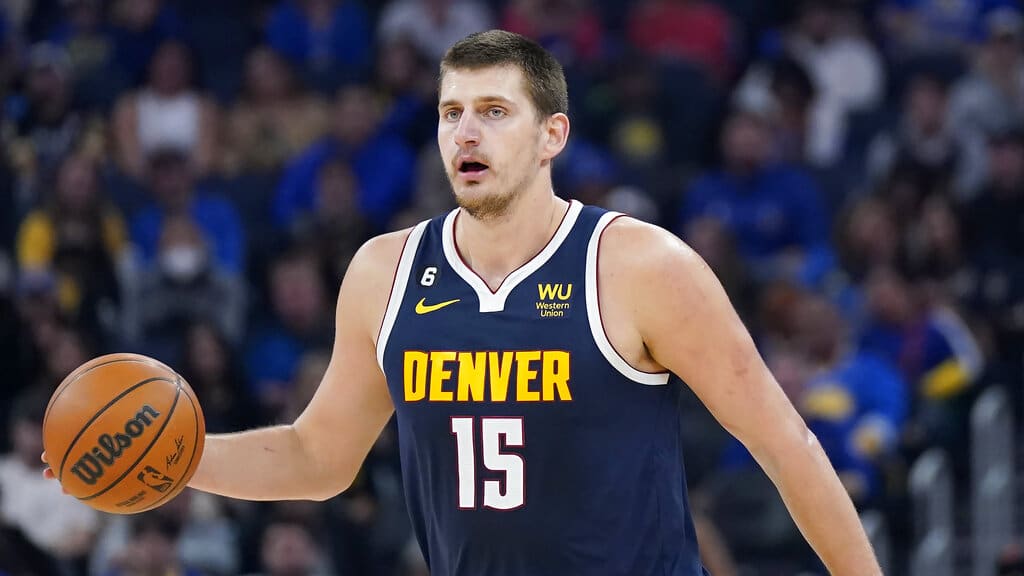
[[43, 353, 205, 514]]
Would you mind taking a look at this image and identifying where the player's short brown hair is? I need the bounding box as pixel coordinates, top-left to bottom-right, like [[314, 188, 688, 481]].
[[440, 30, 569, 120]]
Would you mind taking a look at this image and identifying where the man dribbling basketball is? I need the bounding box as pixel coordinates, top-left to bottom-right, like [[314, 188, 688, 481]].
[[47, 30, 880, 575]]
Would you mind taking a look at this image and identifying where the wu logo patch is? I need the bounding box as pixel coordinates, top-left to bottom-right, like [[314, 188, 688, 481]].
[[536, 283, 572, 318]]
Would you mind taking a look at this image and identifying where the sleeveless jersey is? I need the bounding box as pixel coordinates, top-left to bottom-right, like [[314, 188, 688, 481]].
[[377, 201, 707, 576]]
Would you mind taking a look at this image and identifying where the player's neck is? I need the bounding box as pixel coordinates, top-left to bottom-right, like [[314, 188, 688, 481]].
[[455, 191, 569, 291]]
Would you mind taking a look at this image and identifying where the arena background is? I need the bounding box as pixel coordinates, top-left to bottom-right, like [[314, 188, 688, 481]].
[[1, 0, 1023, 575]]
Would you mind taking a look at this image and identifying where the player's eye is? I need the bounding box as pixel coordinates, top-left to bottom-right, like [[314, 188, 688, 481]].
[[443, 109, 461, 121], [486, 108, 506, 119]]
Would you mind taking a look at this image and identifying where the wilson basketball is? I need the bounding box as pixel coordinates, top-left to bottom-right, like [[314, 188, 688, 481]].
[[42, 353, 205, 514]]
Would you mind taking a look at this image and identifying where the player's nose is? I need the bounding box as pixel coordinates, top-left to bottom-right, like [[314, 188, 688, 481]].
[[453, 114, 481, 147]]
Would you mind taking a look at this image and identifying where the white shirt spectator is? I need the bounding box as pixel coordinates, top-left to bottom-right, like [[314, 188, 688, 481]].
[[378, 0, 493, 63], [0, 454, 99, 556]]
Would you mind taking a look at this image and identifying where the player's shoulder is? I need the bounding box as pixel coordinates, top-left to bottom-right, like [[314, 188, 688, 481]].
[[346, 226, 418, 286], [598, 215, 704, 277]]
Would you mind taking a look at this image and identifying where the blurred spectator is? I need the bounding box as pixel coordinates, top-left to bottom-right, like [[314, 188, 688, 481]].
[[904, 194, 966, 282], [11, 270, 64, 392], [265, 0, 372, 88], [100, 512, 205, 576], [112, 40, 220, 181], [0, 387, 99, 569], [949, 6, 1024, 138], [16, 153, 127, 344], [124, 214, 247, 355], [679, 107, 833, 283], [222, 46, 329, 176], [859, 268, 983, 449], [46, 0, 128, 110], [837, 196, 902, 283], [789, 294, 908, 502], [959, 125, 1024, 382], [750, 1, 884, 167], [626, 0, 736, 81], [734, 56, 817, 167], [244, 510, 331, 573], [962, 126, 1024, 260], [107, 0, 187, 85], [243, 514, 333, 576], [130, 149, 245, 275], [374, 39, 436, 149], [178, 320, 263, 433], [877, 0, 1001, 57], [501, 0, 604, 68], [93, 490, 238, 576], [245, 249, 332, 412], [867, 71, 987, 201], [288, 159, 372, 287], [35, 324, 92, 389], [5, 42, 102, 208], [683, 217, 757, 322], [275, 84, 415, 231], [377, 0, 493, 64]]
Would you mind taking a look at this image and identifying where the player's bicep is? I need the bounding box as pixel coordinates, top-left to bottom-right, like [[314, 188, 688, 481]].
[[637, 236, 806, 451], [292, 235, 402, 485]]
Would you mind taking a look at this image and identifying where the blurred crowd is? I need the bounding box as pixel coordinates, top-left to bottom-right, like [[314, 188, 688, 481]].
[[1, 0, 1023, 574]]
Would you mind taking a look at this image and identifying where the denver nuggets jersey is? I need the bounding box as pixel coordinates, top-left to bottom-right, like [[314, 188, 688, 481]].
[[377, 201, 707, 576]]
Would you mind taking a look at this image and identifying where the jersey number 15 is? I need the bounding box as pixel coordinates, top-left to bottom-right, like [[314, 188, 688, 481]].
[[450, 417, 525, 510]]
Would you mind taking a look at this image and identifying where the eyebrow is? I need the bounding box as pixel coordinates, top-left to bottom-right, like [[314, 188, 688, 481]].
[[438, 95, 515, 109]]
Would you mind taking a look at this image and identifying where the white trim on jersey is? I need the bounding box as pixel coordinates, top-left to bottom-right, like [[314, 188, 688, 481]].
[[442, 199, 583, 313], [585, 212, 671, 386], [376, 221, 430, 371]]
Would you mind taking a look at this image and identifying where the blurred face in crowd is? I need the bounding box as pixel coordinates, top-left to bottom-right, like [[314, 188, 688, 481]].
[[906, 77, 947, 135], [186, 322, 228, 383], [792, 295, 846, 365], [722, 112, 771, 173], [46, 327, 90, 383], [114, 0, 161, 30], [843, 198, 899, 273], [270, 255, 325, 335], [55, 154, 99, 212], [315, 160, 358, 220], [149, 152, 194, 211], [333, 85, 381, 147], [245, 47, 293, 103], [378, 40, 421, 93], [11, 416, 44, 467], [437, 65, 557, 219], [866, 269, 915, 326], [149, 41, 191, 95], [989, 137, 1024, 193], [130, 523, 179, 576], [158, 216, 209, 283], [798, 2, 835, 44], [261, 522, 319, 576], [987, 29, 1023, 73], [27, 53, 70, 115]]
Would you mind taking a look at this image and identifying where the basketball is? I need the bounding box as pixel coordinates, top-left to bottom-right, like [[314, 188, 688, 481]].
[[42, 353, 205, 514]]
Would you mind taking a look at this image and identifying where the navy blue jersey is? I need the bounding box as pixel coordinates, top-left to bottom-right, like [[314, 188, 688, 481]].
[[377, 201, 707, 576]]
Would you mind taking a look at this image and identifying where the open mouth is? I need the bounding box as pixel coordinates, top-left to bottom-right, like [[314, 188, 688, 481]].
[[458, 160, 489, 175]]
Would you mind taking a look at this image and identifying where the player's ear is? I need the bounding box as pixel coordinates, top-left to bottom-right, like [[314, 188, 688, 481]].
[[541, 112, 570, 161]]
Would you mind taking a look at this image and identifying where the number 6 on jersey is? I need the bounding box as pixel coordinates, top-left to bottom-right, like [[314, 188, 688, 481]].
[[450, 417, 525, 510]]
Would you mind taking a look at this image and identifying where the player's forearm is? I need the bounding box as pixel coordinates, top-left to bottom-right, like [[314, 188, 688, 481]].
[[188, 425, 348, 502], [750, 425, 881, 575]]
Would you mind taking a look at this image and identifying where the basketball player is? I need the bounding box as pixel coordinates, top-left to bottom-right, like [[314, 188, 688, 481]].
[[48, 30, 880, 574]]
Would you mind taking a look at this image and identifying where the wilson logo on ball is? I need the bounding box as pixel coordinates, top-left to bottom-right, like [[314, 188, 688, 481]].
[[70, 405, 162, 485]]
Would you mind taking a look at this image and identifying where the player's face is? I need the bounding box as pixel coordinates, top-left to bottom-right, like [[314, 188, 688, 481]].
[[438, 65, 546, 219]]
